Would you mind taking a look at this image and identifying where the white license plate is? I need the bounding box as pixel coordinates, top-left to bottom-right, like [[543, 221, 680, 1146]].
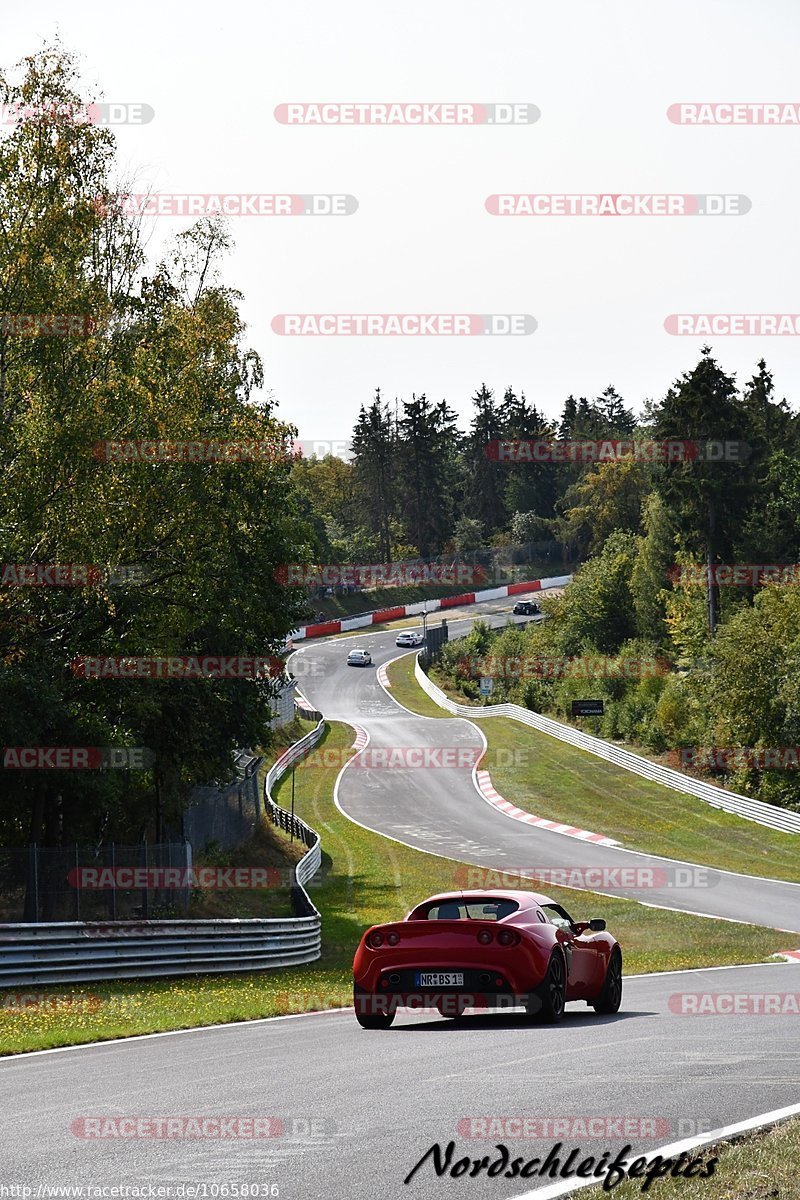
[[416, 972, 464, 987]]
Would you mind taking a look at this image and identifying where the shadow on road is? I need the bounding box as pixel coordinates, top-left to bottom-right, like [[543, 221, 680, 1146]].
[[389, 1008, 655, 1032]]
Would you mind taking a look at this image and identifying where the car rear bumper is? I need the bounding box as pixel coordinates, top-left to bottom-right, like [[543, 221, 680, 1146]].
[[353, 980, 528, 1015], [354, 964, 539, 997]]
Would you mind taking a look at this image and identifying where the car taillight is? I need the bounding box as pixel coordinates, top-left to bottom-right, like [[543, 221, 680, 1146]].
[[497, 929, 519, 947], [387, 931, 400, 946], [477, 929, 493, 945], [367, 931, 384, 949]]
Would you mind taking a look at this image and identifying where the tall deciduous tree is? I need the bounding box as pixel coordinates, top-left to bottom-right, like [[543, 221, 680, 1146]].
[[0, 47, 315, 848], [553, 457, 649, 558]]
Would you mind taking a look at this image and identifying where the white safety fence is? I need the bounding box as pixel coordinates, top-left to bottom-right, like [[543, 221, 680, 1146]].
[[414, 657, 800, 836]]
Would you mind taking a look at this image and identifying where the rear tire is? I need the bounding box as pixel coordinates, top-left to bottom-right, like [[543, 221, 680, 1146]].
[[592, 948, 623, 1014], [526, 951, 566, 1023], [354, 988, 396, 1029]]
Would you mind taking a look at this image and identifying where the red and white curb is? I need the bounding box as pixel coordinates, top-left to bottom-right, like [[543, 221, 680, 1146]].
[[475, 769, 619, 846], [351, 725, 368, 753], [287, 574, 571, 642], [776, 949, 800, 963], [377, 663, 391, 689]]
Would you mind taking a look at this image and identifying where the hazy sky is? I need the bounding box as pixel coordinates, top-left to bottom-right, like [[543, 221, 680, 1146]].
[[5, 0, 800, 444]]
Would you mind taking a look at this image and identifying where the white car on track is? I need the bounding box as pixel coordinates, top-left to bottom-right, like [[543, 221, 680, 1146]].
[[395, 630, 425, 648], [347, 648, 372, 667]]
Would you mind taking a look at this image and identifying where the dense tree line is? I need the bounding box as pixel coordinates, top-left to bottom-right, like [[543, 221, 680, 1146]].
[[292, 384, 642, 565], [432, 352, 800, 810], [0, 50, 315, 849]]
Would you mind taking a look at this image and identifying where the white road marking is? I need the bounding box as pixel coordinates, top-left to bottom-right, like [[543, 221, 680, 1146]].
[[508, 1101, 800, 1199]]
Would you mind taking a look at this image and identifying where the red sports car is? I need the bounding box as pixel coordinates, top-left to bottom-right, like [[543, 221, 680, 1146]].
[[352, 889, 622, 1028]]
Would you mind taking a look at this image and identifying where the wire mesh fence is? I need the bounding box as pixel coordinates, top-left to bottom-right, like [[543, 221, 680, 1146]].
[[0, 841, 193, 923], [182, 755, 263, 852], [0, 760, 264, 922]]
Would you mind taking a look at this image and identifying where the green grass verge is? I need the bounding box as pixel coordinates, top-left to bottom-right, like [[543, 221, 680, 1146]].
[[387, 654, 800, 884], [384, 652, 447, 717], [0, 721, 787, 1056], [580, 1116, 800, 1198], [271, 723, 785, 974], [186, 716, 319, 920]]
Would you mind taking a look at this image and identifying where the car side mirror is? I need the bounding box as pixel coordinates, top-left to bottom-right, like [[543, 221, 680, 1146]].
[[589, 918, 606, 931]]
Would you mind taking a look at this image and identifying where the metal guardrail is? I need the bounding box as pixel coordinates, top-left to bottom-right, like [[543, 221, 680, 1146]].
[[0, 719, 325, 988], [263, 719, 326, 920], [265, 721, 324, 869], [414, 656, 800, 836], [0, 917, 320, 987]]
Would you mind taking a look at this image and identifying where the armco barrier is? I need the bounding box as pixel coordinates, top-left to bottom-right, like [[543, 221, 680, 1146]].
[[0, 917, 321, 987], [263, 720, 326, 918], [414, 658, 800, 836], [0, 721, 325, 988]]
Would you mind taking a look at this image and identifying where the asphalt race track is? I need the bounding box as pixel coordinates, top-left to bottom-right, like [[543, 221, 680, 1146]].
[[4, 602, 800, 1200], [292, 607, 800, 933], [2, 964, 799, 1199]]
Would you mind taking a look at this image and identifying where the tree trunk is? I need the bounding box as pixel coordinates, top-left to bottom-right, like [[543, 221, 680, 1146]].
[[706, 499, 719, 635]]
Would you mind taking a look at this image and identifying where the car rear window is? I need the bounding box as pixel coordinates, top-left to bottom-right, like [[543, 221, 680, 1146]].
[[422, 899, 519, 921]]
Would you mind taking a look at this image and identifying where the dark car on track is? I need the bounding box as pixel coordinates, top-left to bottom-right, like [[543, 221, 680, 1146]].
[[512, 600, 540, 616], [352, 889, 622, 1028]]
